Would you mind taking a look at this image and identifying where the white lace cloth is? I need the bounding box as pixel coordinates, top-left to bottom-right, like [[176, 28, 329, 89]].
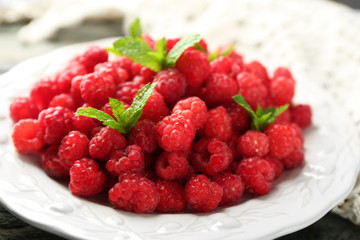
[[3, 0, 360, 224]]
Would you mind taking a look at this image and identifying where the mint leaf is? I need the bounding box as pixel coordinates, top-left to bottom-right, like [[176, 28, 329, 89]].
[[75, 107, 126, 133], [113, 37, 162, 72], [221, 43, 235, 57], [109, 98, 126, 122], [195, 43, 206, 53], [165, 33, 202, 68], [105, 47, 122, 56], [232, 94, 289, 131], [147, 38, 167, 63], [130, 18, 142, 38]]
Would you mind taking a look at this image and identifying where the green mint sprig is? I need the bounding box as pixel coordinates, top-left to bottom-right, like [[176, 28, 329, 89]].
[[232, 94, 289, 132], [208, 43, 235, 62], [75, 82, 157, 134], [107, 19, 202, 72]]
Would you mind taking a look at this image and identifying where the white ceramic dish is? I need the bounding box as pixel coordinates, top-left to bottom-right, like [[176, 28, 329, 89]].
[[0, 39, 359, 240]]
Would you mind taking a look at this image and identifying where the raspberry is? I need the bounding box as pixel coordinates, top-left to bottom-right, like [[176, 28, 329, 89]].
[[112, 56, 133, 77], [210, 56, 233, 74], [156, 113, 195, 152], [153, 69, 187, 103], [155, 151, 189, 180], [172, 96, 207, 130], [185, 174, 223, 212], [128, 120, 157, 154], [203, 106, 233, 141], [72, 104, 99, 135], [281, 146, 304, 169], [131, 63, 155, 83], [115, 82, 142, 104], [70, 75, 84, 106], [176, 49, 210, 87], [224, 102, 251, 134], [58, 131, 89, 169], [244, 61, 270, 82], [41, 145, 68, 178], [213, 172, 244, 206], [12, 119, 45, 154], [190, 137, 233, 176], [80, 72, 115, 108], [56, 64, 87, 93], [106, 145, 144, 176], [265, 157, 284, 179], [80, 46, 108, 72], [289, 122, 304, 145], [155, 179, 186, 213], [94, 62, 129, 85], [109, 172, 159, 213], [238, 130, 269, 157], [10, 97, 39, 122], [30, 76, 60, 111], [142, 34, 156, 50], [38, 107, 73, 145], [236, 157, 275, 195], [69, 158, 106, 197], [166, 38, 180, 53], [237, 72, 269, 109], [264, 123, 297, 159], [290, 104, 312, 128], [205, 73, 238, 104], [270, 76, 295, 106], [48, 93, 76, 111], [226, 133, 241, 159], [273, 67, 293, 79], [274, 108, 291, 124], [89, 126, 127, 160], [140, 91, 170, 123]]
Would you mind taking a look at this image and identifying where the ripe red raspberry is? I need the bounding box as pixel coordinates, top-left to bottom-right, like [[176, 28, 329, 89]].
[[155, 151, 189, 180], [270, 76, 295, 106], [140, 91, 170, 123], [176, 49, 210, 87], [289, 122, 304, 145], [237, 157, 275, 195], [38, 107, 73, 145], [156, 113, 196, 152], [224, 102, 251, 134], [172, 96, 208, 130], [205, 73, 238, 104], [89, 126, 127, 160], [80, 72, 115, 108], [72, 104, 99, 135], [273, 67, 293, 79], [30, 76, 60, 111], [109, 172, 159, 213], [210, 56, 233, 74], [187, 38, 208, 52], [12, 119, 45, 154], [265, 157, 284, 179], [203, 106, 233, 141], [281, 146, 304, 169], [112, 56, 133, 77], [237, 72, 269, 109], [106, 145, 144, 176], [94, 62, 129, 85], [226, 133, 241, 159], [69, 158, 106, 197], [70, 75, 84, 106], [213, 172, 244, 206], [155, 179, 186, 213], [153, 69, 187, 103], [128, 120, 157, 154], [10, 97, 39, 122], [56, 64, 87, 93], [115, 82, 143, 104], [244, 61, 270, 82], [41, 145, 69, 179], [190, 137, 233, 176], [166, 38, 180, 53], [142, 34, 156, 50], [264, 123, 297, 159], [274, 108, 291, 124], [238, 130, 269, 157], [290, 104, 312, 128], [58, 131, 89, 169], [131, 63, 155, 83], [185, 174, 223, 212], [48, 93, 76, 111], [80, 46, 108, 72]]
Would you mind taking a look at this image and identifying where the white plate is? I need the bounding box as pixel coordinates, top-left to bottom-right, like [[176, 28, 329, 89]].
[[0, 39, 359, 240]]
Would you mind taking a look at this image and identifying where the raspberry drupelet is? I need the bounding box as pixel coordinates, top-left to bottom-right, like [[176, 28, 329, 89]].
[[213, 172, 245, 206], [94, 62, 129, 85], [109, 172, 159, 213], [210, 56, 233, 75], [155, 179, 187, 213], [153, 68, 187, 103], [10, 97, 39, 122], [185, 174, 223, 212], [12, 119, 45, 154], [69, 158, 106, 197], [205, 73, 238, 104], [155, 151, 189, 180], [128, 119, 158, 154], [264, 123, 297, 159], [238, 130, 269, 158], [203, 106, 233, 141], [48, 93, 76, 111], [115, 82, 143, 104], [140, 91, 170, 123]]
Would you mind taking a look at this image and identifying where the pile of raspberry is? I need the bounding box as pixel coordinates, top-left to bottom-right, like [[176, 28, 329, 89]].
[[10, 37, 312, 213]]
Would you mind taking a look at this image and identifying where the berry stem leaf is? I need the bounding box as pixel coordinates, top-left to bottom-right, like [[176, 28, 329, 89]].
[[105, 47, 122, 56], [113, 37, 162, 72], [195, 43, 207, 53], [208, 49, 219, 62], [75, 107, 126, 133], [232, 94, 257, 119], [147, 37, 167, 63], [220, 43, 235, 57], [130, 18, 142, 38], [165, 33, 202, 68], [109, 98, 126, 122]]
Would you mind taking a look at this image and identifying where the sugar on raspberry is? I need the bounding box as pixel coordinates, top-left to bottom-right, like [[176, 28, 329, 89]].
[[155, 151, 189, 180]]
